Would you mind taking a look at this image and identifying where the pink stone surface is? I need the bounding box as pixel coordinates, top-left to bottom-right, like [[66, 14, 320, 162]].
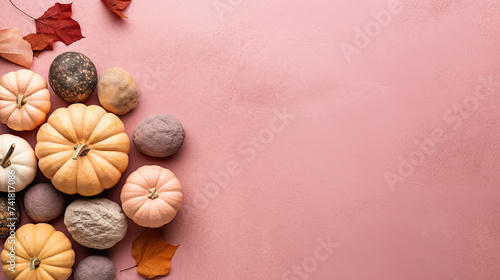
[[1, 0, 500, 279]]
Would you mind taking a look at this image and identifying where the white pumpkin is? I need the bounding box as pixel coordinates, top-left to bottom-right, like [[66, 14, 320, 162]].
[[0, 134, 37, 192]]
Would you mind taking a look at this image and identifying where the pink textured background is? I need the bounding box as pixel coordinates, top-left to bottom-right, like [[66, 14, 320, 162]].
[[2, 0, 500, 279]]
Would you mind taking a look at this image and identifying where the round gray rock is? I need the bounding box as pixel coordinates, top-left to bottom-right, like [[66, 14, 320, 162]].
[[24, 183, 65, 222], [133, 114, 185, 157], [74, 255, 115, 280], [64, 198, 128, 250]]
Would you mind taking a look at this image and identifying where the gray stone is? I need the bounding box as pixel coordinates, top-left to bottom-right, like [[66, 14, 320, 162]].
[[74, 255, 115, 280], [24, 183, 65, 222], [133, 114, 185, 157], [64, 198, 128, 250]]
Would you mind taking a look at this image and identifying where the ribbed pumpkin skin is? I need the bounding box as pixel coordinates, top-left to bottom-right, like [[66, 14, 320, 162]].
[[35, 103, 130, 196], [0, 223, 75, 280], [0, 134, 37, 192], [0, 69, 51, 131], [121, 165, 183, 228]]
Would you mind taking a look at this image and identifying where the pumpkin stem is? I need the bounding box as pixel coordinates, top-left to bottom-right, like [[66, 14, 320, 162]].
[[0, 143, 15, 168], [147, 188, 159, 199], [29, 257, 41, 270], [16, 94, 26, 108], [72, 143, 91, 160]]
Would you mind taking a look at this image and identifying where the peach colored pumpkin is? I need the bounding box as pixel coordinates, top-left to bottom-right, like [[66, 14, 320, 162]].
[[0, 69, 51, 131], [0, 223, 75, 280], [35, 103, 130, 196], [120, 165, 183, 228]]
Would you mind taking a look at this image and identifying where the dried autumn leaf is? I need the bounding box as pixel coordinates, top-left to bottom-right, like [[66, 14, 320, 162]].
[[0, 28, 33, 68], [23, 33, 57, 56], [132, 229, 179, 279], [35, 3, 84, 45], [102, 0, 131, 18]]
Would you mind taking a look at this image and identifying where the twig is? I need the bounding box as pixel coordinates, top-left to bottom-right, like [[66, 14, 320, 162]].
[[9, 0, 35, 20], [120, 265, 138, 272]]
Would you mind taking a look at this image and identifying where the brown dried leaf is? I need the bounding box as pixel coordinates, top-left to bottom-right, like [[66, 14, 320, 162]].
[[101, 0, 131, 18], [132, 229, 179, 279], [23, 33, 57, 56]]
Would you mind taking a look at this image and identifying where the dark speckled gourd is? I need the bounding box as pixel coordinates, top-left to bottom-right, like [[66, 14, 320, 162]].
[[49, 52, 97, 103], [0, 193, 20, 239]]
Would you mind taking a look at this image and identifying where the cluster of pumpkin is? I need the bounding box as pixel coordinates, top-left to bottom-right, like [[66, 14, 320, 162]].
[[0, 52, 185, 279]]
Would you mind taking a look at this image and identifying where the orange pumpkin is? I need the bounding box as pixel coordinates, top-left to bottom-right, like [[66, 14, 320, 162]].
[[35, 103, 130, 196], [0, 223, 75, 280], [0, 69, 51, 131], [120, 165, 183, 228]]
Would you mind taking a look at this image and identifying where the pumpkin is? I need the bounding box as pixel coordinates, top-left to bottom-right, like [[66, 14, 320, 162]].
[[0, 134, 37, 192], [0, 69, 51, 131], [0, 223, 75, 280], [49, 52, 97, 103], [35, 103, 130, 196], [120, 165, 183, 228]]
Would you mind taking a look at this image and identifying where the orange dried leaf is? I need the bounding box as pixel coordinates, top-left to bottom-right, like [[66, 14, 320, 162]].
[[101, 0, 131, 18], [0, 28, 33, 68], [132, 229, 179, 279]]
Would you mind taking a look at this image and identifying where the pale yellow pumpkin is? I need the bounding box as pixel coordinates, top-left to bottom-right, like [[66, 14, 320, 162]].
[[120, 165, 183, 228], [0, 134, 37, 192], [35, 103, 130, 196], [0, 223, 75, 280], [0, 69, 51, 131]]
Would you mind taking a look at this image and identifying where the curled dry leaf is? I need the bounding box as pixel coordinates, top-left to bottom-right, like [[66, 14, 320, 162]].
[[132, 229, 179, 279], [35, 3, 84, 45], [102, 0, 131, 18], [23, 33, 57, 56], [0, 28, 33, 68]]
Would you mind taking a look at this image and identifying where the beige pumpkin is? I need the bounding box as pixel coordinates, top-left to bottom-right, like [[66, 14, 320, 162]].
[[35, 103, 130, 196], [0, 69, 51, 131], [0, 134, 37, 192], [0, 223, 75, 280], [120, 165, 183, 228]]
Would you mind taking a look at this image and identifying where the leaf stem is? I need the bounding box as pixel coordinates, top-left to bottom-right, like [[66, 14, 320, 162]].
[[9, 0, 35, 20], [120, 265, 137, 272]]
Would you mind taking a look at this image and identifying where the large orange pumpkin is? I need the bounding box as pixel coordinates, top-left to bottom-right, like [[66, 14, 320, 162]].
[[0, 69, 51, 131], [0, 223, 75, 280], [120, 165, 183, 228], [35, 103, 130, 196]]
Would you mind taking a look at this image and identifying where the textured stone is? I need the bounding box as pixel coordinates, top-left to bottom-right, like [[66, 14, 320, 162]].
[[74, 255, 115, 280], [133, 114, 185, 157], [64, 198, 127, 250], [98, 67, 139, 115], [24, 183, 65, 222]]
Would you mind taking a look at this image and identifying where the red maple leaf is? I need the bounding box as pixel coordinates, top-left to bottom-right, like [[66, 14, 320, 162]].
[[101, 0, 131, 18], [35, 3, 84, 45]]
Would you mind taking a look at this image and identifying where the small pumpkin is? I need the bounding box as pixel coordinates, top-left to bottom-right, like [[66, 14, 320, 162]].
[[0, 223, 75, 280], [0, 134, 37, 192], [0, 69, 51, 131], [35, 103, 130, 196], [120, 165, 183, 228], [49, 52, 97, 103]]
